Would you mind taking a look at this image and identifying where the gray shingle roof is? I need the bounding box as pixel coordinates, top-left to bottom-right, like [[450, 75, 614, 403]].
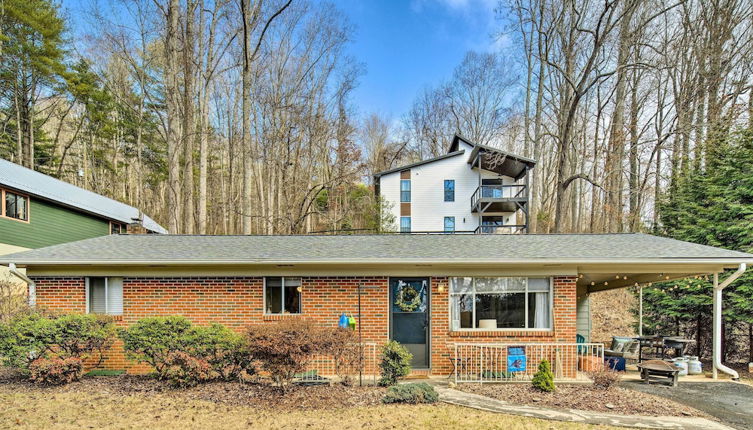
[[1, 233, 750, 265], [0, 159, 167, 234]]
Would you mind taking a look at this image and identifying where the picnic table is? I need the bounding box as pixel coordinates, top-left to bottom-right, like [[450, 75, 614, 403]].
[[637, 360, 680, 387], [635, 335, 693, 362]]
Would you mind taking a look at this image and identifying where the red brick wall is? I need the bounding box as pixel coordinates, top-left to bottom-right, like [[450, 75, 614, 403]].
[[30, 275, 577, 376], [430, 276, 578, 376]]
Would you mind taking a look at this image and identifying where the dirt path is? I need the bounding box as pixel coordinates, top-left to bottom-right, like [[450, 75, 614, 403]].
[[623, 381, 753, 430]]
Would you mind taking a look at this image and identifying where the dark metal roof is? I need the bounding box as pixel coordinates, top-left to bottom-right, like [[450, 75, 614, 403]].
[[2, 233, 751, 266], [373, 150, 465, 178], [449, 134, 536, 166]]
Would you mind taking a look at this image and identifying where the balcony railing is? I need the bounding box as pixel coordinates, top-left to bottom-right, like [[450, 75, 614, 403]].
[[471, 185, 527, 211], [453, 342, 604, 383], [474, 225, 527, 234], [294, 342, 378, 385]]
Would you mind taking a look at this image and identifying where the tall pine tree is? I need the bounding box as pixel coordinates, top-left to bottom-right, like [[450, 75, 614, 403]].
[[644, 129, 753, 361]]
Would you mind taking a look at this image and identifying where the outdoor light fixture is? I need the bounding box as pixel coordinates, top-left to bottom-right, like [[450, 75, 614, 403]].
[[438, 285, 445, 292], [297, 286, 302, 293]]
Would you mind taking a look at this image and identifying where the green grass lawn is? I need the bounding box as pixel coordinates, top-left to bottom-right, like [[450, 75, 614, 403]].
[[0, 386, 620, 430]]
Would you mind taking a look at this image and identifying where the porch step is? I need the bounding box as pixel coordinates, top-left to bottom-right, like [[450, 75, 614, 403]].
[[407, 369, 431, 379]]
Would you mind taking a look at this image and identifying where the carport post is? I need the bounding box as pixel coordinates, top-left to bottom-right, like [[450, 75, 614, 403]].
[[712, 264, 746, 380]]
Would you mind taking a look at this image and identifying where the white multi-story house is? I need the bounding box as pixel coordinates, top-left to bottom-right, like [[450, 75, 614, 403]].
[[375, 134, 535, 233]]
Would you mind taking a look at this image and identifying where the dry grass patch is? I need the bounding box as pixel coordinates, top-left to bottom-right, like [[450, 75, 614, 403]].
[[0, 382, 619, 430]]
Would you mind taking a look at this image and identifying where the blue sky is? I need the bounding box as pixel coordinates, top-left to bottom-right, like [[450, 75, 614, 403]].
[[332, 0, 503, 118]]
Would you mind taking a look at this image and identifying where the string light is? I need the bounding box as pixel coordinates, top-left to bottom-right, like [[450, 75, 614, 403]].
[[591, 281, 595, 286], [604, 281, 609, 286], [665, 275, 670, 280], [623, 276, 628, 280], [648, 282, 653, 287]]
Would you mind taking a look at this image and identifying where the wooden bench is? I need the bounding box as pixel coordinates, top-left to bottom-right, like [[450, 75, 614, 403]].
[[637, 360, 679, 387]]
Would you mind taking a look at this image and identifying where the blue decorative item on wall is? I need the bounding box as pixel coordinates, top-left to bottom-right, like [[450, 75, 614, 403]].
[[338, 313, 349, 328], [507, 346, 527, 372]]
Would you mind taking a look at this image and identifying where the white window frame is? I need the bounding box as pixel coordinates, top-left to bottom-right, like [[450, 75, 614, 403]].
[[448, 277, 553, 331], [263, 276, 302, 315], [85, 277, 123, 316]]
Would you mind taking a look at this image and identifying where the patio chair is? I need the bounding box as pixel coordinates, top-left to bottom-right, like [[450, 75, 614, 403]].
[[604, 336, 639, 361]]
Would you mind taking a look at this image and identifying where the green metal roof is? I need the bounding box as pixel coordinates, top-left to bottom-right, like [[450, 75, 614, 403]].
[[1, 233, 751, 266]]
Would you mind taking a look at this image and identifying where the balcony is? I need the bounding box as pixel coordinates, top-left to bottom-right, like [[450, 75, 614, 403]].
[[474, 225, 527, 234], [471, 185, 528, 213]]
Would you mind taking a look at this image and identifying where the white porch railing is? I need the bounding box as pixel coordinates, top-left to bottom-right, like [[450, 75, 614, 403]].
[[453, 342, 604, 383], [295, 342, 378, 384]]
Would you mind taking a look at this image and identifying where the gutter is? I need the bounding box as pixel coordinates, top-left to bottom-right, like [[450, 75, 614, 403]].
[[1, 258, 752, 266], [8, 263, 35, 307], [713, 263, 746, 380]]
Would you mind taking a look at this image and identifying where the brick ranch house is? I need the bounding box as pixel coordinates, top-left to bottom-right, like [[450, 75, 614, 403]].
[[2, 234, 751, 379]]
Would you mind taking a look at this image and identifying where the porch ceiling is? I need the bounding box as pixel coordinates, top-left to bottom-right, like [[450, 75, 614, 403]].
[[579, 271, 706, 293]]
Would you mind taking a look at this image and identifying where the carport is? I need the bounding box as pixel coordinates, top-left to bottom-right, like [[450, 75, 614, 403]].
[[579, 260, 749, 379]]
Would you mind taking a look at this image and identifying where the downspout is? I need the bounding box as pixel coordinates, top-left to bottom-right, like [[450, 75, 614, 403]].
[[8, 263, 35, 307], [713, 263, 746, 380]]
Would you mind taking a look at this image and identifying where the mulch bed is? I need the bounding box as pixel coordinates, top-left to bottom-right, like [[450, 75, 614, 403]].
[[458, 383, 711, 417], [0, 369, 386, 410]]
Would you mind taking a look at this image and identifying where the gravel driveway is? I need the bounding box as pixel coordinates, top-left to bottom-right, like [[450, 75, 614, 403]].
[[623, 380, 753, 430]]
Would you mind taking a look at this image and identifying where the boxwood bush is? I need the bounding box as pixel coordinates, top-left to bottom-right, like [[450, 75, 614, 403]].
[[119, 316, 254, 386], [378, 340, 412, 386], [383, 382, 439, 404], [0, 312, 116, 384]]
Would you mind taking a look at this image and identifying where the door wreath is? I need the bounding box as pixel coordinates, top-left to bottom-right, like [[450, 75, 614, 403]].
[[395, 281, 424, 312]]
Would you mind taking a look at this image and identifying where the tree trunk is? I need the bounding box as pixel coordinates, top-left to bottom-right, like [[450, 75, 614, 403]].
[[165, 0, 183, 233], [182, 0, 197, 234]]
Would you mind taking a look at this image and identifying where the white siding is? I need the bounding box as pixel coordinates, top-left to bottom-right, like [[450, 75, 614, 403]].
[[378, 143, 519, 232]]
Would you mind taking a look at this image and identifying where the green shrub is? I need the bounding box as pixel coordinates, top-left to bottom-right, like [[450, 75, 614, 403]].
[[185, 323, 254, 381], [120, 317, 254, 383], [29, 357, 84, 385], [163, 351, 214, 388], [382, 382, 438, 404], [118, 316, 193, 378], [52, 314, 116, 366], [0, 313, 56, 371], [378, 340, 412, 386], [0, 312, 116, 375], [531, 359, 555, 392]]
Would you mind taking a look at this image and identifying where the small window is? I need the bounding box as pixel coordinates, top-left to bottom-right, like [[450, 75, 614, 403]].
[[87, 277, 123, 315], [400, 179, 411, 202], [265, 277, 301, 314], [444, 180, 455, 202], [4, 190, 28, 221], [111, 222, 125, 235], [400, 216, 411, 233], [444, 216, 455, 232]]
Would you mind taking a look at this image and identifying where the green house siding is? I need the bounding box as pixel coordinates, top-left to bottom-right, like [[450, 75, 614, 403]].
[[0, 198, 110, 249]]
